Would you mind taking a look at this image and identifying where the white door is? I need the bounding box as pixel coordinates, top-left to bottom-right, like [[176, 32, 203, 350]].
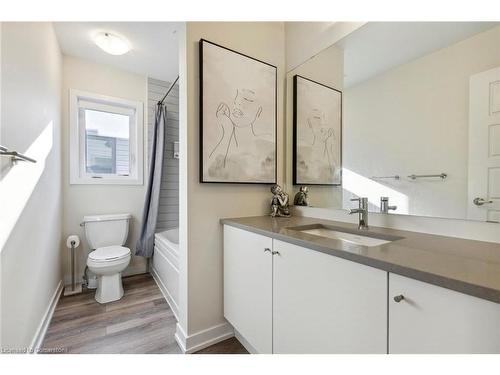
[[468, 67, 500, 222], [223, 225, 273, 353], [389, 273, 500, 353], [272, 240, 387, 353]]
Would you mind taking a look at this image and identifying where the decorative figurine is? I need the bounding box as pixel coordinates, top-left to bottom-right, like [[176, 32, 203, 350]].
[[270, 184, 291, 217], [293, 186, 309, 206]]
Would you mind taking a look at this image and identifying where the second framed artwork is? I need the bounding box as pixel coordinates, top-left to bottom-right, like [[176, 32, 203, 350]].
[[293, 75, 342, 186], [200, 39, 277, 184]]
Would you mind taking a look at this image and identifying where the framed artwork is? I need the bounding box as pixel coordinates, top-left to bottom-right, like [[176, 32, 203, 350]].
[[293, 75, 342, 186], [200, 39, 277, 184]]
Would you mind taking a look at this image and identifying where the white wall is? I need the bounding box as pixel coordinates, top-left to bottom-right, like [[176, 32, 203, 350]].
[[0, 23, 62, 349], [285, 22, 365, 72], [343, 25, 500, 219], [285, 43, 344, 207], [61, 56, 148, 285], [179, 22, 286, 346]]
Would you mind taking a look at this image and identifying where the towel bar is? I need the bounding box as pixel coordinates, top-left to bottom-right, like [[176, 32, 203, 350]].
[[0, 145, 37, 163]]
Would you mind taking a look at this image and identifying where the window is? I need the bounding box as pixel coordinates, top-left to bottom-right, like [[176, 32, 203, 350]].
[[70, 90, 144, 184]]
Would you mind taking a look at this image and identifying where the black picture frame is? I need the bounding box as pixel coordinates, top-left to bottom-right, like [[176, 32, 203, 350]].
[[293, 74, 343, 186], [199, 38, 278, 184]]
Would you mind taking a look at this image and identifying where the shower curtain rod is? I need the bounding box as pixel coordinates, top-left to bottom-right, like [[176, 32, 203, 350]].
[[158, 75, 179, 105]]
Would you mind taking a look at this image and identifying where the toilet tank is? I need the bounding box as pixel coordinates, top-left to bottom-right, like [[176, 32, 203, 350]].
[[83, 213, 132, 249]]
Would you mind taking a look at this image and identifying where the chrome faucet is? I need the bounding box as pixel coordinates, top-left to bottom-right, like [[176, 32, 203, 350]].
[[349, 197, 369, 230], [380, 196, 397, 213]]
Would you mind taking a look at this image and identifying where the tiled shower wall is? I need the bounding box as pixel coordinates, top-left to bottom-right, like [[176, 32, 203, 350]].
[[147, 77, 179, 232]]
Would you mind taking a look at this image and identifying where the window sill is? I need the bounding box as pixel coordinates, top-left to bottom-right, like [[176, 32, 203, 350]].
[[69, 176, 143, 185]]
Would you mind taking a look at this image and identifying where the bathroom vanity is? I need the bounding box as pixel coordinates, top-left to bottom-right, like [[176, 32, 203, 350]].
[[245, 23, 500, 353], [222, 216, 500, 354]]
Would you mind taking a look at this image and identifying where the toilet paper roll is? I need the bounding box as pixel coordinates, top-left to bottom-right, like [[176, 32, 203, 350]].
[[66, 235, 80, 249]]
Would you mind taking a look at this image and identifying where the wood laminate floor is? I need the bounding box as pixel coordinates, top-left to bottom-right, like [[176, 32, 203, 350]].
[[42, 273, 247, 354], [42, 274, 180, 354], [195, 337, 248, 354]]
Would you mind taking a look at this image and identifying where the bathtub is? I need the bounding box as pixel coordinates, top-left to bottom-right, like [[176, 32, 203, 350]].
[[151, 228, 179, 320]]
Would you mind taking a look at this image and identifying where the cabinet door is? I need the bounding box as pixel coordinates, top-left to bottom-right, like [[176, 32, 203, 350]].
[[223, 225, 273, 353], [273, 240, 387, 353], [389, 273, 500, 353]]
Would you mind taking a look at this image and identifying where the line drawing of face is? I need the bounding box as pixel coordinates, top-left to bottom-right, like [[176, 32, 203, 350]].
[[307, 108, 331, 145], [304, 108, 337, 173], [209, 87, 272, 170], [230, 88, 262, 128], [310, 108, 323, 123]]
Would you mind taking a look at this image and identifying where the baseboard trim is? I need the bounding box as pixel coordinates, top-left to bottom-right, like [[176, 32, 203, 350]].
[[174, 324, 188, 353], [175, 322, 234, 354], [235, 330, 258, 354], [150, 267, 179, 321], [30, 280, 63, 353]]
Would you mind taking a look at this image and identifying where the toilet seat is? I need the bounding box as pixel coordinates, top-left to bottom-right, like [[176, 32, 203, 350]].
[[89, 246, 130, 262]]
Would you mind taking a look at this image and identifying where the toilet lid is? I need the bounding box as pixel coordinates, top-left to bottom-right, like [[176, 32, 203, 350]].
[[89, 246, 130, 262]]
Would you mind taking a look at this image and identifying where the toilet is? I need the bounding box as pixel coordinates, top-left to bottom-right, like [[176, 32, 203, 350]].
[[82, 213, 132, 304]]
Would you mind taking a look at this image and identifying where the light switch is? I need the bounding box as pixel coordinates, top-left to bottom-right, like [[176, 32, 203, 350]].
[[173, 141, 179, 159]]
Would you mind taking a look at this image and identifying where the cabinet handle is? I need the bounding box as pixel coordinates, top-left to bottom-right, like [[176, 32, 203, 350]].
[[264, 248, 271, 253], [393, 294, 405, 303], [272, 250, 280, 256]]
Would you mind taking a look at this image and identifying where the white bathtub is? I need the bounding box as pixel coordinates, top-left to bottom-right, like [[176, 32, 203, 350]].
[[152, 228, 179, 320]]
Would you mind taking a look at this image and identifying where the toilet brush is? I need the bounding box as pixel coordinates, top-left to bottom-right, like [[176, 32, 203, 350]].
[[64, 235, 83, 296]]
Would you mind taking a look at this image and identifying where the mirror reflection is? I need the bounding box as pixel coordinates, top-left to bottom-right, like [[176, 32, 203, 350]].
[[286, 22, 500, 222]]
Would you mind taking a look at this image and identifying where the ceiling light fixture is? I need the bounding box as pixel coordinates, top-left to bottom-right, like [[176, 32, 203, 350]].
[[94, 32, 130, 56]]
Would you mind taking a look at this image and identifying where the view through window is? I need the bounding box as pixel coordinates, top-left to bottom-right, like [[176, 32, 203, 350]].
[[83, 109, 131, 175]]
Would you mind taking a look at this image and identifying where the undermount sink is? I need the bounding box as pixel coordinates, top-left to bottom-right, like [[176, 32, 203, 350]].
[[288, 224, 403, 247]]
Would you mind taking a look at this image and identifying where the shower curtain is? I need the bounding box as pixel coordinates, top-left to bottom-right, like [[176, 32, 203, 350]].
[[135, 103, 166, 257]]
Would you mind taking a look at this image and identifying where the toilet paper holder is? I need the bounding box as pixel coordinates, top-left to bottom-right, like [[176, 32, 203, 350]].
[[64, 235, 82, 296]]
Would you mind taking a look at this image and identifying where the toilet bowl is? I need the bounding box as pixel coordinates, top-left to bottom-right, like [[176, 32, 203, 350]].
[[87, 246, 131, 304], [82, 213, 132, 304]]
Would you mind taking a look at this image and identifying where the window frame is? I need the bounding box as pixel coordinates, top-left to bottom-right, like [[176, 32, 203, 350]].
[[69, 89, 144, 185]]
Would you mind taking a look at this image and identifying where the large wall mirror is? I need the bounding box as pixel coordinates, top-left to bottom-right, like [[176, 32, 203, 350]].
[[286, 22, 500, 223]]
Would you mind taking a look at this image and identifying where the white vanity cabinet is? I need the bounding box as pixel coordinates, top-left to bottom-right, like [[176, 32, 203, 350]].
[[223, 225, 387, 354], [389, 273, 500, 353], [223, 225, 273, 353], [272, 240, 387, 353], [224, 224, 500, 354]]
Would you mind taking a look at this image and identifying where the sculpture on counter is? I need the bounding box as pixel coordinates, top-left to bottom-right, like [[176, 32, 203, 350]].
[[293, 186, 309, 206], [270, 184, 291, 217]]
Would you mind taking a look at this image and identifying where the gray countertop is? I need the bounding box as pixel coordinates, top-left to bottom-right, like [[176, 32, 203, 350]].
[[221, 215, 500, 304]]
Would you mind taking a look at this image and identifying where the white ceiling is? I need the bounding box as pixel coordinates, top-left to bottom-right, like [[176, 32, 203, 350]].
[[53, 22, 181, 82], [336, 22, 500, 88]]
